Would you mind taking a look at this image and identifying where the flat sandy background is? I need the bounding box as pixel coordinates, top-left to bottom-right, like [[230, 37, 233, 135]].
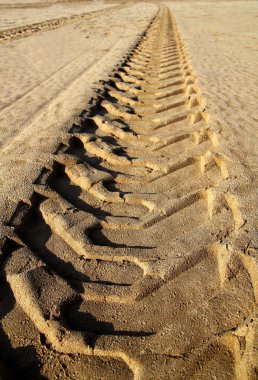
[[0, 1, 113, 31]]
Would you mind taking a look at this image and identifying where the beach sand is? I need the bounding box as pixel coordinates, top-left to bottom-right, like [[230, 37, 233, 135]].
[[0, 1, 257, 378]]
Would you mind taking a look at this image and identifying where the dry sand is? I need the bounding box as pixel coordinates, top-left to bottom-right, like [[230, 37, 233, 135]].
[[0, 1, 113, 31], [0, 1, 257, 379]]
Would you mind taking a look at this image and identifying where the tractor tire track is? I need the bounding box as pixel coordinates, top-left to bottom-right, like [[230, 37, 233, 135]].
[[1, 5, 257, 379]]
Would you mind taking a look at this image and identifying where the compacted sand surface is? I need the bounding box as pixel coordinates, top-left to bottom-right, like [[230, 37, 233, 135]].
[[0, 1, 257, 379]]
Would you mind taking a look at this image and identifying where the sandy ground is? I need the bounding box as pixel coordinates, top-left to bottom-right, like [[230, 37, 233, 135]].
[[0, 1, 257, 379], [0, 2, 157, 218], [167, 1, 258, 174], [0, 1, 113, 31]]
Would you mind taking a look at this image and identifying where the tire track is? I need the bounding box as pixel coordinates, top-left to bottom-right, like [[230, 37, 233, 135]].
[[0, 3, 123, 44], [1, 5, 257, 379]]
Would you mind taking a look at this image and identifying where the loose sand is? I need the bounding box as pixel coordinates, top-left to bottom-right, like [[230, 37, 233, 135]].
[[0, 1, 257, 379]]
